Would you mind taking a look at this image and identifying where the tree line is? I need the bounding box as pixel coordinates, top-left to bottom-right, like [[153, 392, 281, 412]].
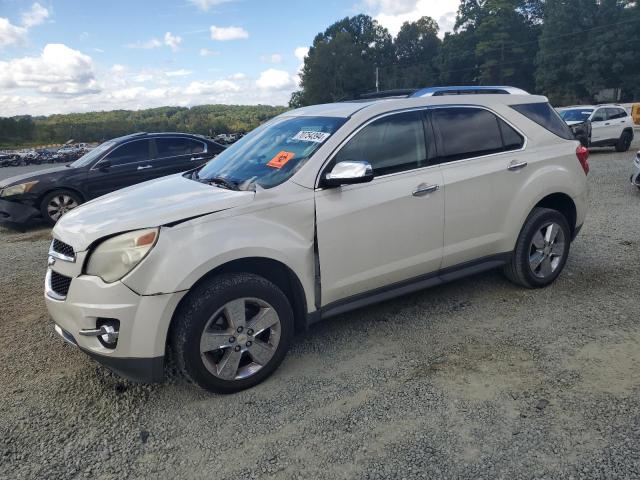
[[0, 105, 287, 148], [292, 0, 640, 107]]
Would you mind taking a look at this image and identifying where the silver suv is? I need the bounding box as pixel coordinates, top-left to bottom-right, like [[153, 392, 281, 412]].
[[46, 88, 589, 393]]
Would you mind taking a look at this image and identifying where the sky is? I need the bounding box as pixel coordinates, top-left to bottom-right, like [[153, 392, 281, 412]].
[[0, 0, 461, 116]]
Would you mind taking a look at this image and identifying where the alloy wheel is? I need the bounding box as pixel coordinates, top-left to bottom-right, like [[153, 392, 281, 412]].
[[528, 222, 566, 279], [47, 194, 79, 221], [199, 297, 281, 381]]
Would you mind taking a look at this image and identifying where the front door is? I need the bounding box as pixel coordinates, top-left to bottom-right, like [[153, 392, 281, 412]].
[[590, 108, 609, 143], [315, 110, 444, 306], [84, 139, 154, 199]]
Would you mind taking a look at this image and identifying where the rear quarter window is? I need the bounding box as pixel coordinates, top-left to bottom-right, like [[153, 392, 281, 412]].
[[511, 102, 575, 140]]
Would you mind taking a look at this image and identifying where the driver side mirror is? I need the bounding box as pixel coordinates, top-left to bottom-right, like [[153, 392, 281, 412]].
[[322, 161, 374, 188], [97, 159, 111, 171]]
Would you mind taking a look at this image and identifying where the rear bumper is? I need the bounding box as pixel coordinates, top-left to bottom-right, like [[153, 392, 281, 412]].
[[0, 198, 40, 224], [53, 324, 164, 382]]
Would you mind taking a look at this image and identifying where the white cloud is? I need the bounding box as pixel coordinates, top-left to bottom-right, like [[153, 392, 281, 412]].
[[125, 37, 162, 49], [256, 68, 296, 91], [189, 0, 236, 11], [229, 72, 246, 80], [260, 53, 283, 64], [294, 47, 309, 62], [199, 48, 220, 57], [185, 79, 240, 95], [0, 18, 28, 48], [362, 0, 460, 37], [166, 69, 192, 77], [21, 2, 50, 28], [164, 32, 182, 52], [210, 25, 249, 41], [0, 44, 96, 95]]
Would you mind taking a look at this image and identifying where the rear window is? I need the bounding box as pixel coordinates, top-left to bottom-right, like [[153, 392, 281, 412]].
[[511, 102, 574, 140]]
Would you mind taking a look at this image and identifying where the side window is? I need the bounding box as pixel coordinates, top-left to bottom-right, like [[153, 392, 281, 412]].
[[607, 108, 627, 120], [510, 102, 574, 140], [333, 110, 427, 176], [432, 107, 505, 162], [499, 118, 525, 151], [188, 139, 206, 154], [105, 140, 150, 166], [155, 138, 193, 159], [591, 109, 607, 122]]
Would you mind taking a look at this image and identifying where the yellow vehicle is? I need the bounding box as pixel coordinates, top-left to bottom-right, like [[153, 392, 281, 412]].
[[632, 103, 640, 125]]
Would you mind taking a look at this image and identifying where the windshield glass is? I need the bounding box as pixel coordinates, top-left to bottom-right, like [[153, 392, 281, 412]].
[[559, 109, 593, 122], [70, 141, 115, 168], [197, 116, 345, 190]]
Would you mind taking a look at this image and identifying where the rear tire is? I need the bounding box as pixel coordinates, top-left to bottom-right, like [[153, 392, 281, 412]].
[[503, 207, 571, 288], [171, 273, 294, 394], [615, 131, 632, 152], [40, 189, 83, 225]]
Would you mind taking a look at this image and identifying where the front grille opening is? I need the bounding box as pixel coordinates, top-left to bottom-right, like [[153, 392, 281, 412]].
[[50, 271, 72, 297], [52, 239, 75, 259]]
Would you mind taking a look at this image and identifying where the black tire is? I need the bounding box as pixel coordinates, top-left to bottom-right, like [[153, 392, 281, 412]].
[[503, 207, 571, 288], [39, 189, 83, 226], [171, 273, 294, 394], [615, 131, 632, 152]]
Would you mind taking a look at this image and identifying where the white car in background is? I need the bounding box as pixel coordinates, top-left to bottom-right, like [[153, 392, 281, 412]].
[[559, 105, 634, 151], [631, 151, 640, 190]]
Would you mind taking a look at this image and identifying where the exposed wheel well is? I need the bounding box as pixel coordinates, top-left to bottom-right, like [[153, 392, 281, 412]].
[[534, 193, 577, 236], [170, 257, 309, 336], [623, 127, 634, 136]]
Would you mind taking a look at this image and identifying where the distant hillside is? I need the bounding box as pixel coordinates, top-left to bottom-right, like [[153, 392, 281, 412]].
[[0, 104, 288, 148]]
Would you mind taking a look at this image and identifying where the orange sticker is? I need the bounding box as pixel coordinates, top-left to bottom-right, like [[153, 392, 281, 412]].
[[267, 151, 295, 169]]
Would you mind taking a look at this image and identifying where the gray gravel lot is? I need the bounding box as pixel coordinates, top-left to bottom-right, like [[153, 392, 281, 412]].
[[1, 145, 640, 479]]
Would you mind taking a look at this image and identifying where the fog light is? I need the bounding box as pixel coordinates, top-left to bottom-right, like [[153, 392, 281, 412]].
[[79, 319, 120, 349]]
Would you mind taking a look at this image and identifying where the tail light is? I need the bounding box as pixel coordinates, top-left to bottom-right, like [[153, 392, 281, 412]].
[[576, 145, 589, 175]]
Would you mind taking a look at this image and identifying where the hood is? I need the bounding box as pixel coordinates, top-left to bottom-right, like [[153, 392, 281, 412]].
[[0, 165, 69, 188], [53, 174, 254, 250]]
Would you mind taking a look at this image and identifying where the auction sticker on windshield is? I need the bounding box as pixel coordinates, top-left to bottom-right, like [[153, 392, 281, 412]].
[[267, 151, 296, 169], [292, 131, 331, 143]]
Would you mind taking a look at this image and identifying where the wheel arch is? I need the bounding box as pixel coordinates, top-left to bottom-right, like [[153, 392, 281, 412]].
[[168, 257, 309, 341], [38, 186, 85, 205], [533, 192, 577, 237]]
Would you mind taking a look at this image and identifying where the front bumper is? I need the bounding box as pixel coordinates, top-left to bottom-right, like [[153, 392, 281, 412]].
[[0, 198, 40, 224], [45, 269, 187, 383]]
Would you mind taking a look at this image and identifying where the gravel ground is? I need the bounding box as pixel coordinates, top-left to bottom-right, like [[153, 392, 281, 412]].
[[1, 145, 640, 479]]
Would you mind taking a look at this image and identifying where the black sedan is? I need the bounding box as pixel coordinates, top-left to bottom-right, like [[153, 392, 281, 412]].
[[0, 132, 225, 226]]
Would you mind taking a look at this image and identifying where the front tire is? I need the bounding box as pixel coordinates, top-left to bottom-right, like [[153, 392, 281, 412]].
[[40, 189, 82, 225], [171, 273, 294, 394], [615, 131, 632, 152], [503, 207, 571, 288]]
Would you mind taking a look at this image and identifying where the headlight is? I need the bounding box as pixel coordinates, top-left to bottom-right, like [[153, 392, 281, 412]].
[[86, 228, 158, 283], [0, 180, 39, 197]]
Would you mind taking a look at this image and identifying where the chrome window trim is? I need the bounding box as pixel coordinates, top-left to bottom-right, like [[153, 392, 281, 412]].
[[45, 269, 67, 301], [314, 104, 528, 189], [49, 240, 75, 263]]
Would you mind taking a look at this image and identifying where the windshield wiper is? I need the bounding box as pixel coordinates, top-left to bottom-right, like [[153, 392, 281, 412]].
[[202, 176, 239, 191]]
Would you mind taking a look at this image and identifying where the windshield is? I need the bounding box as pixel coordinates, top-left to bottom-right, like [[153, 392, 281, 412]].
[[197, 116, 345, 190], [70, 141, 115, 168], [559, 109, 593, 122]]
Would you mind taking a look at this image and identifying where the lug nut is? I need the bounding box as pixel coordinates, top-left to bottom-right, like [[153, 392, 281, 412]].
[[236, 326, 244, 333], [234, 345, 241, 352], [246, 341, 252, 347], [229, 337, 236, 343], [247, 329, 254, 336]]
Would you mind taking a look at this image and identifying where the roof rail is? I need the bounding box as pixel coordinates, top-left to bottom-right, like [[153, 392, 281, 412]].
[[357, 89, 418, 100], [411, 86, 529, 97]]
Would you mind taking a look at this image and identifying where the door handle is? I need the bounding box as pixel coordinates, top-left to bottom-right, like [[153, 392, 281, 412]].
[[604, 122, 610, 126], [507, 160, 528, 171], [412, 184, 439, 197], [137, 165, 152, 170]]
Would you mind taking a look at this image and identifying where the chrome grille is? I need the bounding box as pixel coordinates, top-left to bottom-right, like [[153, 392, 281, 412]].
[[50, 239, 75, 262]]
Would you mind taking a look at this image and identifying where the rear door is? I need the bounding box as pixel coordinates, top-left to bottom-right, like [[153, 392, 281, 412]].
[[606, 108, 630, 139], [151, 137, 217, 178], [84, 139, 154, 199], [431, 106, 527, 268]]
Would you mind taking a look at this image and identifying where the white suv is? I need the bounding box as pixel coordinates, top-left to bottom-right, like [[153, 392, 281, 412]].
[[45, 88, 589, 393], [558, 104, 634, 151]]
